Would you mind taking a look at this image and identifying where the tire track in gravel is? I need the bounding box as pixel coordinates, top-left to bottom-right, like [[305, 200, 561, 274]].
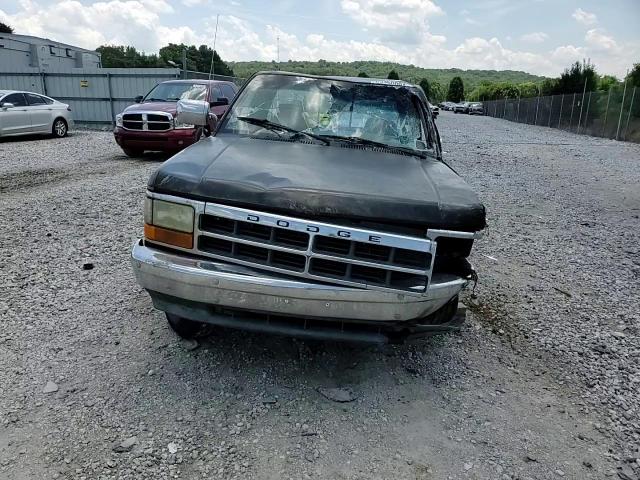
[[0, 158, 153, 195]]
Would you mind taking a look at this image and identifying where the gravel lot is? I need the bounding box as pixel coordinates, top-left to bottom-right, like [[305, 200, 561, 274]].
[[1, 116, 638, 480]]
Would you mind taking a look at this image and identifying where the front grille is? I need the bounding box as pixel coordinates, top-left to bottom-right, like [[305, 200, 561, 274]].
[[194, 203, 435, 293], [123, 112, 172, 131]]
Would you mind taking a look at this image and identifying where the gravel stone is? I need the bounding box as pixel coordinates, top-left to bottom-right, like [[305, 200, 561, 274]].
[[317, 387, 358, 403], [42, 381, 58, 394], [113, 437, 137, 453], [1, 118, 638, 479]]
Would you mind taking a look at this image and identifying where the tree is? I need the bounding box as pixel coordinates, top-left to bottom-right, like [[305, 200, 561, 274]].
[[159, 43, 234, 76], [540, 78, 558, 96], [447, 76, 464, 102], [0, 21, 13, 33], [430, 81, 445, 103], [419, 78, 431, 100], [554, 60, 597, 94], [627, 63, 640, 88], [518, 82, 539, 98], [96, 43, 234, 75], [387, 70, 399, 80], [598, 75, 619, 91], [97, 45, 162, 68], [357, 71, 369, 78]]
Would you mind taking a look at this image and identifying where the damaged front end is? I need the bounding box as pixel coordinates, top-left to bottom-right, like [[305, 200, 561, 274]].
[[132, 192, 481, 343]]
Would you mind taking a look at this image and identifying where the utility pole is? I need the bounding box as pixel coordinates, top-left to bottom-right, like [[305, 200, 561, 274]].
[[182, 48, 187, 79], [277, 36, 280, 68]]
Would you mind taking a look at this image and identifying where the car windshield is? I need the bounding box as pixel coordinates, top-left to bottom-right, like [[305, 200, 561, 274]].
[[144, 83, 207, 102], [220, 74, 431, 151]]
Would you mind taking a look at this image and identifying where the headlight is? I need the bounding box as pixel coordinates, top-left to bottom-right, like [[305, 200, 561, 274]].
[[115, 113, 123, 127], [174, 120, 195, 129], [144, 198, 195, 249], [152, 199, 194, 233]]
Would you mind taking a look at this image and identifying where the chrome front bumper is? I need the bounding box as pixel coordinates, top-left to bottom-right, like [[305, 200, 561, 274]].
[[131, 240, 470, 323]]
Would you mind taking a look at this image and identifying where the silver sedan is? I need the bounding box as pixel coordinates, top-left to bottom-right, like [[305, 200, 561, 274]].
[[0, 90, 74, 138]]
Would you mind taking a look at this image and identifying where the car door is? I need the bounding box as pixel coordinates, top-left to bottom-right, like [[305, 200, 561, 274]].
[[24, 93, 53, 133], [0, 93, 30, 135]]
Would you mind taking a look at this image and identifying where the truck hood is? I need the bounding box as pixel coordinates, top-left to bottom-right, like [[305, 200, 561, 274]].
[[124, 102, 177, 115], [148, 135, 486, 232]]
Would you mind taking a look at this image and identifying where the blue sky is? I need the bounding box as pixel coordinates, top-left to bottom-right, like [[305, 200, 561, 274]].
[[1, 0, 638, 77]]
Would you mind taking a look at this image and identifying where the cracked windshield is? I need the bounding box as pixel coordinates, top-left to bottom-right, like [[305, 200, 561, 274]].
[[221, 74, 428, 150]]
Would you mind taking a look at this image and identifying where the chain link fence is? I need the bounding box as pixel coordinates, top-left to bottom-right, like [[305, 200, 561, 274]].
[[482, 87, 639, 143]]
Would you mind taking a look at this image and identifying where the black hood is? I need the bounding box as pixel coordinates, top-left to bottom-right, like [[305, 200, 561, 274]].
[[148, 135, 486, 232]]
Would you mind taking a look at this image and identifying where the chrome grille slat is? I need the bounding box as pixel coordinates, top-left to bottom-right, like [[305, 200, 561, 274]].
[[198, 230, 429, 275], [196, 203, 436, 294], [306, 253, 428, 275], [198, 231, 306, 256], [123, 111, 172, 132]]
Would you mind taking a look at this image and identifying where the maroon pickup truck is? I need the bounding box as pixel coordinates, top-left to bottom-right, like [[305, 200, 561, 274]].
[[114, 80, 237, 156]]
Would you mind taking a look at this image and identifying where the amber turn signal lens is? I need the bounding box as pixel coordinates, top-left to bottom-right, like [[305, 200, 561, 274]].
[[144, 224, 193, 249]]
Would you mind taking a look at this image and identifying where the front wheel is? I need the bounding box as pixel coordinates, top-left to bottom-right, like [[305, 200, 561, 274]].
[[122, 148, 144, 157], [166, 313, 209, 339], [52, 118, 68, 138]]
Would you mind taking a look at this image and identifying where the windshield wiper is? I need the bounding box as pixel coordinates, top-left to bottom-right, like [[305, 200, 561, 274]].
[[146, 98, 166, 102], [318, 135, 430, 159], [237, 116, 330, 145]]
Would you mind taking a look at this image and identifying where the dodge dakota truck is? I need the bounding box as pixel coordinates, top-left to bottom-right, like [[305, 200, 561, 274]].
[[131, 72, 486, 343]]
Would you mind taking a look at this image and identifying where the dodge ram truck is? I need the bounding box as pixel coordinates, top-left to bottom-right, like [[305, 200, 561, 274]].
[[131, 72, 486, 343], [114, 79, 237, 156]]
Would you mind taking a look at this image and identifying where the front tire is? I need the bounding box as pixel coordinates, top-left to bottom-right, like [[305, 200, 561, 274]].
[[122, 148, 144, 157], [166, 313, 208, 339], [52, 118, 68, 138]]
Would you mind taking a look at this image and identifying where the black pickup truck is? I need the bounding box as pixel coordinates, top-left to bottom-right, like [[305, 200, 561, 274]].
[[131, 72, 486, 343]]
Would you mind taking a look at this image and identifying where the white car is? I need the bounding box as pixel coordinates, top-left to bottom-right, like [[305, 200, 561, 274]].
[[0, 90, 73, 138]]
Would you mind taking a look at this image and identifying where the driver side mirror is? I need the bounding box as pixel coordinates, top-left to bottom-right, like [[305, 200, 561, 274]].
[[210, 97, 229, 107], [134, 95, 143, 103], [177, 99, 218, 135], [1, 102, 15, 110]]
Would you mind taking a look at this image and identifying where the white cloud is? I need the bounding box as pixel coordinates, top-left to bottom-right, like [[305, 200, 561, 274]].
[[449, 37, 554, 74], [340, 0, 443, 44], [584, 29, 618, 52], [572, 8, 597, 26], [0, 0, 190, 53], [520, 32, 548, 43], [341, 0, 443, 30], [0, 0, 636, 78]]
